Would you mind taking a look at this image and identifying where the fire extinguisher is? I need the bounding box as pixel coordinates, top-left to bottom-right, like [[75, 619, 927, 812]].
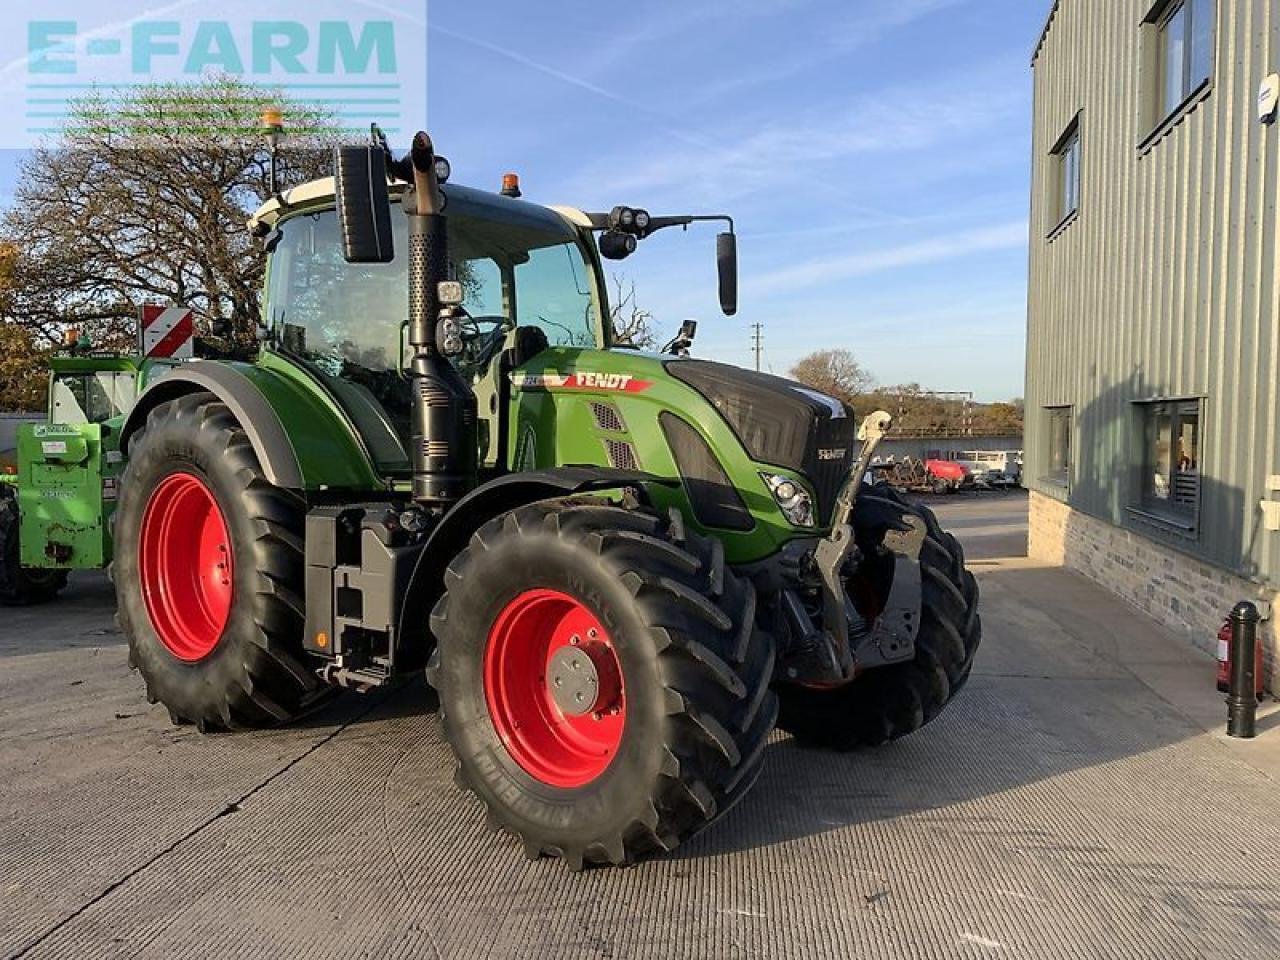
[[1216, 619, 1265, 697]]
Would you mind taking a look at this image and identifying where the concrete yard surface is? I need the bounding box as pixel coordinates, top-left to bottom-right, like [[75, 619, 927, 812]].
[[2, 492, 1279, 959]]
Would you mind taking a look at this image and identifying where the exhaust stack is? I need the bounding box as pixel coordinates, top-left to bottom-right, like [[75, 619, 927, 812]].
[[334, 129, 478, 508], [404, 133, 478, 506]]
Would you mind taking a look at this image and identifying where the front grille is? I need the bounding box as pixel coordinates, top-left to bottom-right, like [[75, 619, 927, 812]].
[[805, 417, 856, 524]]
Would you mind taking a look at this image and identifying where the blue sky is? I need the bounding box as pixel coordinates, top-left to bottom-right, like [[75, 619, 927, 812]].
[[0, 0, 1045, 401], [426, 0, 1045, 401]]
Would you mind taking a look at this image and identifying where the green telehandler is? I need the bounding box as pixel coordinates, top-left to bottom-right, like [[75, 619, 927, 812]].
[[100, 128, 980, 868], [1, 351, 156, 605]]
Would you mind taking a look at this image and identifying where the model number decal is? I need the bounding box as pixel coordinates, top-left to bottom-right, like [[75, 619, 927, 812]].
[[513, 372, 653, 394]]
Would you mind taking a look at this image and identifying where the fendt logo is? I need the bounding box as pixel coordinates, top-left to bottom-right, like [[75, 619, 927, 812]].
[[513, 373, 654, 395], [0, 2, 427, 149]]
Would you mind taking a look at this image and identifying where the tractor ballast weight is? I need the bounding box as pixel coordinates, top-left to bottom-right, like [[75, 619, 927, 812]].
[[108, 127, 983, 869]]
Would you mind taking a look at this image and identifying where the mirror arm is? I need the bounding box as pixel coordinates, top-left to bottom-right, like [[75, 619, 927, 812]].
[[582, 213, 734, 237]]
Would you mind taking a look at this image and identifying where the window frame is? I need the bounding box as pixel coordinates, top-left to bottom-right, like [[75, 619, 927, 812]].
[[1140, 0, 1215, 147], [1042, 405, 1073, 489], [1131, 398, 1203, 531], [1047, 115, 1081, 238]]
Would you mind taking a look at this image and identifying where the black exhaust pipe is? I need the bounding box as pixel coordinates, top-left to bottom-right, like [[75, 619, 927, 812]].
[[404, 133, 478, 506]]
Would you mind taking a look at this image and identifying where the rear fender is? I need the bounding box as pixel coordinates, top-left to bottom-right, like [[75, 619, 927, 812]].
[[119, 361, 382, 491]]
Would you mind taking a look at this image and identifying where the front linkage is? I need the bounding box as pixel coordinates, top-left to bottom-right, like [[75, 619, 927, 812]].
[[779, 410, 926, 686]]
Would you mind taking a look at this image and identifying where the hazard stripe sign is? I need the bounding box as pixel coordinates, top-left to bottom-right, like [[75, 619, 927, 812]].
[[139, 305, 195, 359]]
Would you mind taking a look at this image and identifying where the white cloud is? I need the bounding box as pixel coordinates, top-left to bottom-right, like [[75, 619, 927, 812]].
[[747, 219, 1028, 296]]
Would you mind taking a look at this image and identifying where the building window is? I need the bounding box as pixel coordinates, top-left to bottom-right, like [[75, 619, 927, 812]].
[[1045, 406, 1072, 486], [1138, 399, 1202, 524], [1154, 0, 1215, 120], [1048, 117, 1082, 232]]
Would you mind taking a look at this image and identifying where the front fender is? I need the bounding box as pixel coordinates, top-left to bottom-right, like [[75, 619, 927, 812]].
[[393, 467, 676, 663], [119, 361, 382, 492]]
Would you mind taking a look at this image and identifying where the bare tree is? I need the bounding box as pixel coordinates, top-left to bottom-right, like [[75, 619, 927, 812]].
[[789, 348, 875, 405], [609, 275, 659, 349], [2, 77, 340, 353]]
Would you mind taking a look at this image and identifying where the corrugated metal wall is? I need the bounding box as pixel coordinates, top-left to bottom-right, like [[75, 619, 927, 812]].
[[1027, 0, 1280, 583]]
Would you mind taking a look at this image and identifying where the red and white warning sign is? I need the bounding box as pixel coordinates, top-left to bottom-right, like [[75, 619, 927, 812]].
[[139, 305, 195, 360]]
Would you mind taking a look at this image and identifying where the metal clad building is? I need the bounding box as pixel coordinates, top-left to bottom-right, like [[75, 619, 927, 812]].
[[1026, 0, 1280, 679]]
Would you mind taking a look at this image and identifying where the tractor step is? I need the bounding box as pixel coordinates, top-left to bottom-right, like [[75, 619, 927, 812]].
[[319, 661, 395, 691]]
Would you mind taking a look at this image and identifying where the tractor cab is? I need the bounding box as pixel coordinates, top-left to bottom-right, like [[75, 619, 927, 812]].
[[253, 179, 607, 476]]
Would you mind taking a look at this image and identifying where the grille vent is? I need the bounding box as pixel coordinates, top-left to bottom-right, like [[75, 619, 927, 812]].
[[590, 402, 626, 432], [604, 439, 639, 471]]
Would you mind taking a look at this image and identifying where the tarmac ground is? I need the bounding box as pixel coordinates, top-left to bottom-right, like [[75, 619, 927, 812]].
[[3, 488, 1279, 959]]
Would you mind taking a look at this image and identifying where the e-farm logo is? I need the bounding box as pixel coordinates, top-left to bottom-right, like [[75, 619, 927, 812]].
[[1, 1, 427, 148]]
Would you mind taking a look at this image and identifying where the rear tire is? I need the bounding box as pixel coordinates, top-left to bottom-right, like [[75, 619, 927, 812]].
[[776, 485, 981, 750], [113, 393, 322, 730], [428, 499, 778, 869], [0, 485, 68, 606]]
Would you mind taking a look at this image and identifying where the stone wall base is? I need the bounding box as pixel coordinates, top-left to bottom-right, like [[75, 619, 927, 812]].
[[1028, 491, 1276, 690]]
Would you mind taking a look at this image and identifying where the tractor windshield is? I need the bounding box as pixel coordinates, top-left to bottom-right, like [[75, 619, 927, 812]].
[[266, 199, 602, 380]]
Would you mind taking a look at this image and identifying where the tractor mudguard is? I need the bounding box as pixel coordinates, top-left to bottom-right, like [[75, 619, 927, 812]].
[[393, 466, 677, 662], [119, 361, 382, 491]]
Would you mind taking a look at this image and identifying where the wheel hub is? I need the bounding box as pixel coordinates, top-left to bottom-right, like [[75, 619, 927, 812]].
[[547, 645, 601, 716], [483, 589, 626, 788]]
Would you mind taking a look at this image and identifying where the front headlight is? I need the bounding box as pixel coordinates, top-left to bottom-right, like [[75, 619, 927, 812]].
[[762, 473, 815, 527]]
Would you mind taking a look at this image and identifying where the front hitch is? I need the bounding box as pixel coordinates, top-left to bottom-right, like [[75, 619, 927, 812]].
[[781, 411, 925, 685]]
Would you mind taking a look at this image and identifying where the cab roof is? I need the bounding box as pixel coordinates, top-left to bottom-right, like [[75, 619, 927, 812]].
[[248, 177, 594, 234]]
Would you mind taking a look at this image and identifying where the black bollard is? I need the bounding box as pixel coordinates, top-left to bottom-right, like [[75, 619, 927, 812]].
[[1226, 601, 1261, 739]]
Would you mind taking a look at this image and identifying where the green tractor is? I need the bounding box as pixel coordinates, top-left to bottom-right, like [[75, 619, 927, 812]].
[[1, 352, 154, 605], [107, 129, 980, 868]]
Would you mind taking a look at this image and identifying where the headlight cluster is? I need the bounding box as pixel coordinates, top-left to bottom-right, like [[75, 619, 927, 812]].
[[437, 315, 464, 357], [762, 473, 815, 527], [610, 205, 651, 234], [600, 206, 653, 261]]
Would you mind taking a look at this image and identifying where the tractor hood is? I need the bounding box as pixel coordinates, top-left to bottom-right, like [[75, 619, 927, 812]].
[[664, 358, 857, 517]]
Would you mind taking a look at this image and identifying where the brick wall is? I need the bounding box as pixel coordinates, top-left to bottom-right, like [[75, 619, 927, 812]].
[[1028, 491, 1276, 689]]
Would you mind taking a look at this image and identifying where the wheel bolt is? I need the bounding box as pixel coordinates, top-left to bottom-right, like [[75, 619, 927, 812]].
[[570, 635, 580, 646]]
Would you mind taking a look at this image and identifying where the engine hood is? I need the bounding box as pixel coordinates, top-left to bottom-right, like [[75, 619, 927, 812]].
[[664, 357, 856, 493]]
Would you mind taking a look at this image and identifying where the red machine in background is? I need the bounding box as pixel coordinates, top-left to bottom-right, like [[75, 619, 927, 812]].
[[925, 458, 971, 494]]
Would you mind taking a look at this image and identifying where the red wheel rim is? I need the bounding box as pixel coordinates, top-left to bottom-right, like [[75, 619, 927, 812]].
[[483, 589, 626, 788], [139, 472, 234, 662]]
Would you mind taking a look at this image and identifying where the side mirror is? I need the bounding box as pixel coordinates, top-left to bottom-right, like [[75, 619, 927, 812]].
[[717, 232, 738, 316], [334, 145, 394, 263]]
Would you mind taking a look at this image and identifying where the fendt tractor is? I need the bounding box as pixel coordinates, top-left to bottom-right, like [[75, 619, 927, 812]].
[[55, 127, 982, 867]]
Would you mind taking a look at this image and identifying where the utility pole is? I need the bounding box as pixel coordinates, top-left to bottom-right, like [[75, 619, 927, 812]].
[[750, 322, 763, 372]]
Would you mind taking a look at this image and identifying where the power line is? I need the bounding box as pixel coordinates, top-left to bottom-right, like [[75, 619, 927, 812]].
[[749, 322, 763, 372]]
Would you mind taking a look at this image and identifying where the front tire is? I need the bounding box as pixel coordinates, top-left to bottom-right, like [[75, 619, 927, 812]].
[[113, 393, 321, 730], [0, 485, 67, 606], [776, 485, 981, 750], [428, 499, 778, 869]]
